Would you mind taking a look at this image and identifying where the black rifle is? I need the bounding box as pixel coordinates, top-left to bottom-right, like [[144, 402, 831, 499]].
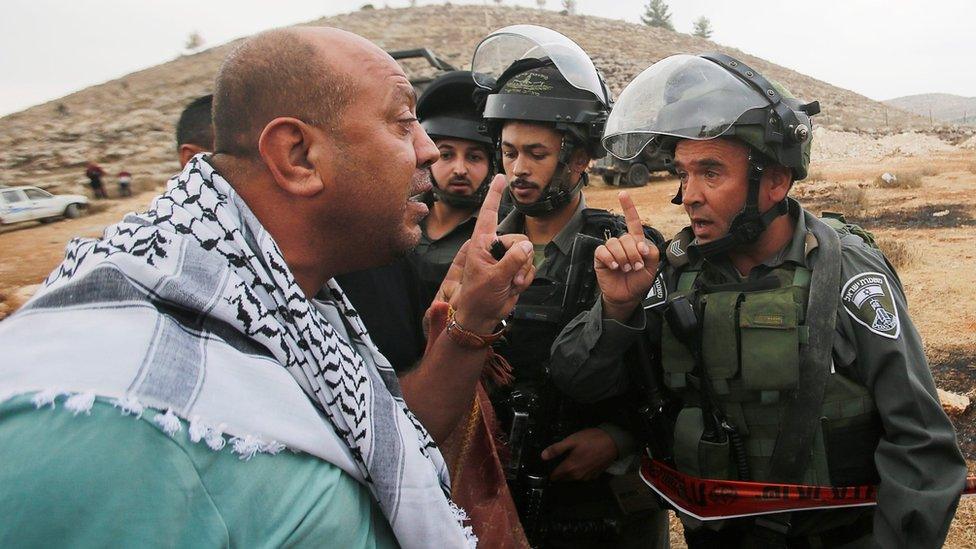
[[505, 383, 564, 545], [626, 329, 678, 464]]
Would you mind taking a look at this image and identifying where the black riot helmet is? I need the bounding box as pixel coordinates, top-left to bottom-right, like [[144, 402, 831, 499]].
[[472, 25, 612, 217], [416, 70, 496, 209], [603, 53, 820, 258]]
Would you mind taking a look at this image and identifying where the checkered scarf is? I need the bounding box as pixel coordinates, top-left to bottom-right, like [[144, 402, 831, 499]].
[[2, 155, 474, 547]]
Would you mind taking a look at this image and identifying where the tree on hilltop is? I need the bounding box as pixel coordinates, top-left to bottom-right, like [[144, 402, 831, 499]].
[[641, 0, 674, 30], [536, 0, 546, 7], [185, 31, 204, 52], [693, 16, 713, 39], [562, 0, 577, 14]]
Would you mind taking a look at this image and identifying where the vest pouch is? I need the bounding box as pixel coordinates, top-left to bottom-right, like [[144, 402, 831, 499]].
[[700, 291, 741, 393], [674, 407, 732, 480], [738, 290, 799, 392], [661, 320, 695, 390]]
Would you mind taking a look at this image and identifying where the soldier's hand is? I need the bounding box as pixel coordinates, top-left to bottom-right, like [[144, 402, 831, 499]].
[[434, 175, 535, 334], [594, 191, 659, 322], [541, 428, 619, 482]]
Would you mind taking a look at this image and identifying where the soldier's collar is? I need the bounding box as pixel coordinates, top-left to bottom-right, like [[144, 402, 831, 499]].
[[551, 193, 587, 256], [760, 198, 808, 269], [496, 193, 586, 257]]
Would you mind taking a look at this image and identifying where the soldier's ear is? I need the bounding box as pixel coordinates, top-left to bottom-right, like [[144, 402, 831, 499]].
[[763, 163, 792, 203], [569, 148, 590, 177]]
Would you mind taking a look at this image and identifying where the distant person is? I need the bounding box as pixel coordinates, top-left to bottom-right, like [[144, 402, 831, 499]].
[[84, 162, 106, 199], [175, 94, 214, 167], [117, 170, 132, 197]]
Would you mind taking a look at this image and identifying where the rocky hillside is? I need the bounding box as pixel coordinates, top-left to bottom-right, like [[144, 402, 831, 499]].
[[884, 93, 976, 126], [0, 5, 930, 196]]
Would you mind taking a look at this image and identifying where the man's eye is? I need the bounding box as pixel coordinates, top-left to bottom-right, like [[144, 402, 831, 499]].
[[705, 170, 719, 179], [531, 153, 547, 161], [468, 154, 485, 163], [677, 172, 688, 183], [502, 151, 517, 160], [440, 152, 453, 160]]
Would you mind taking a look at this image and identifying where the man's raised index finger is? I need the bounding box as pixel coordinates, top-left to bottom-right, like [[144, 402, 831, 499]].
[[618, 191, 645, 238], [473, 174, 507, 240]]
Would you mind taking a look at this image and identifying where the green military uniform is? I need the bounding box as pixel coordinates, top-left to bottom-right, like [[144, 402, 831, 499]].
[[494, 194, 669, 548], [551, 199, 967, 547]]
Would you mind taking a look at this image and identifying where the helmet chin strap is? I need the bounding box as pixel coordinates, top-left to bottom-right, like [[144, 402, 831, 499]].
[[687, 152, 789, 260], [509, 136, 585, 218]]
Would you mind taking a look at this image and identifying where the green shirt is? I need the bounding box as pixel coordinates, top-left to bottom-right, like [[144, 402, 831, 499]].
[[0, 395, 397, 548]]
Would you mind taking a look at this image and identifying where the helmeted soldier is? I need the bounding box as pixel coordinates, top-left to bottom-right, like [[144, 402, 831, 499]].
[[471, 25, 669, 548], [550, 53, 967, 547], [410, 70, 505, 308]]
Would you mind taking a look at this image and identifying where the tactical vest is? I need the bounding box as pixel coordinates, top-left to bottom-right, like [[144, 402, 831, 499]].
[[658, 226, 881, 487]]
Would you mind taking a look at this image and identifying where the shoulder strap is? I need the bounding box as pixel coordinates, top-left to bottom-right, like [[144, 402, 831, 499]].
[[767, 210, 842, 482]]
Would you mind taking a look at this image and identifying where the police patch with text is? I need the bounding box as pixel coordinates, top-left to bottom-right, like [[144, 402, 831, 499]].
[[841, 271, 900, 339], [643, 272, 669, 309]]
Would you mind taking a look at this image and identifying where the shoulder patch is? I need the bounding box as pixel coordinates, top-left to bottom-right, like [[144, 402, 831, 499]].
[[642, 271, 669, 309], [841, 271, 900, 339]]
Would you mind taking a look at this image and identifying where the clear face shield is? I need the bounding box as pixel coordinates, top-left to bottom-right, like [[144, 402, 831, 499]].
[[602, 55, 768, 161], [471, 25, 610, 108]]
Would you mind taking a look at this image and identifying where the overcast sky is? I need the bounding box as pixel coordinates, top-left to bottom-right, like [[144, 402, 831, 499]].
[[1, 0, 973, 117]]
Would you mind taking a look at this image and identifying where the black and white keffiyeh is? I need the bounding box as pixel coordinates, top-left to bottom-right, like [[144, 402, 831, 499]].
[[0, 155, 474, 547]]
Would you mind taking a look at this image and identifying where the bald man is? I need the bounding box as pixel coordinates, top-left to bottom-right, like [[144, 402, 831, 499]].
[[0, 27, 534, 548]]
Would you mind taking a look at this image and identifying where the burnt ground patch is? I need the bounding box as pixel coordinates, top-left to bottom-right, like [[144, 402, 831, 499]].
[[850, 204, 976, 230], [930, 347, 976, 459], [800, 201, 976, 230]]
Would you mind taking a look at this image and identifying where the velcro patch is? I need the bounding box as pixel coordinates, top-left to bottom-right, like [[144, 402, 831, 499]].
[[643, 272, 669, 309], [841, 271, 900, 339]]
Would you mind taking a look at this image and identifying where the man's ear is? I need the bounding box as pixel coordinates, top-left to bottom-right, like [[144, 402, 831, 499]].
[[257, 117, 326, 198], [569, 148, 591, 177], [179, 144, 208, 168], [762, 163, 793, 203]]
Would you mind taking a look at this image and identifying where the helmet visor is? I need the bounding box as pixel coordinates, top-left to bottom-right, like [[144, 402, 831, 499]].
[[472, 25, 609, 106], [602, 55, 768, 160]]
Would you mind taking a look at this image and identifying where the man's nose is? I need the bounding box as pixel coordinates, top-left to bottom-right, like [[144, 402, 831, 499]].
[[510, 157, 529, 177], [415, 128, 438, 169], [452, 156, 468, 176], [681, 177, 703, 207]]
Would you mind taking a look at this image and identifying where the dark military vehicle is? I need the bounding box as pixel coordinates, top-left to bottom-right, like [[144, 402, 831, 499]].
[[589, 144, 672, 187]]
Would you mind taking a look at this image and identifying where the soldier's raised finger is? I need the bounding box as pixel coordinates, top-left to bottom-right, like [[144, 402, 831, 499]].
[[619, 191, 646, 240]]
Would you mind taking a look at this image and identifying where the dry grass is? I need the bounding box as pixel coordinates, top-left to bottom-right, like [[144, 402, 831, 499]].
[[835, 185, 868, 213], [968, 163, 976, 175], [876, 171, 923, 189], [919, 166, 940, 177], [877, 237, 918, 270], [806, 169, 826, 182]]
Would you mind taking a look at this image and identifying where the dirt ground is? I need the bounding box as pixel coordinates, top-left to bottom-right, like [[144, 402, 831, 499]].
[[1, 150, 974, 546]]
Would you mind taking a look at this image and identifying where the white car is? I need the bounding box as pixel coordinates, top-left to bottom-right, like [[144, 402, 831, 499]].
[[0, 185, 89, 225]]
